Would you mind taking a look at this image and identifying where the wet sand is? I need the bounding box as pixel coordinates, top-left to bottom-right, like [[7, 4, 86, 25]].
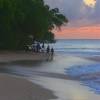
[[31, 76, 100, 100], [0, 51, 48, 63], [0, 52, 100, 100], [28, 55, 100, 100]]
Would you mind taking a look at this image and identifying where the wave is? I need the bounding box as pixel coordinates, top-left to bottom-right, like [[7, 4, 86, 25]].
[[65, 63, 100, 94]]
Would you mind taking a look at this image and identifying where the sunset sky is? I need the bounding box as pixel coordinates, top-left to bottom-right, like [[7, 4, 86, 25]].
[[45, 0, 100, 39]]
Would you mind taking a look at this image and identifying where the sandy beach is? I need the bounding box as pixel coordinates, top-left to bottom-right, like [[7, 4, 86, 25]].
[[0, 51, 100, 100], [0, 52, 57, 100], [0, 74, 56, 100], [0, 51, 48, 63]]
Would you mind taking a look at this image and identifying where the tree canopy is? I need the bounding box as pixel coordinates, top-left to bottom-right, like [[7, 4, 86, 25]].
[[0, 0, 68, 49]]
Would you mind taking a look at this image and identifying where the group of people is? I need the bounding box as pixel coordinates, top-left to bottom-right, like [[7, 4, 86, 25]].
[[32, 43, 54, 54], [24, 42, 54, 60], [33, 42, 54, 60]]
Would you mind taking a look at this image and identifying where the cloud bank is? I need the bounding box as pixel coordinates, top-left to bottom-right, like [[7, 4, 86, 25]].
[[45, 0, 100, 27]]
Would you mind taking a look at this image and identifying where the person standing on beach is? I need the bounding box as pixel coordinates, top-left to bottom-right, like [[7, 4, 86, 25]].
[[50, 47, 54, 60], [46, 45, 50, 54], [51, 47, 54, 56], [36, 42, 41, 53], [46, 45, 50, 60]]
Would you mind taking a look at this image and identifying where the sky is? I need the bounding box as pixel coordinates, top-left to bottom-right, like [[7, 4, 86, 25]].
[[44, 0, 100, 39]]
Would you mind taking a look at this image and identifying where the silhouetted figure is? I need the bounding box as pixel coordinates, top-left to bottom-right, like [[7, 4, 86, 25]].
[[51, 47, 54, 56], [46, 45, 50, 54], [36, 43, 41, 53], [50, 47, 54, 60], [46, 45, 50, 60], [32, 43, 36, 52]]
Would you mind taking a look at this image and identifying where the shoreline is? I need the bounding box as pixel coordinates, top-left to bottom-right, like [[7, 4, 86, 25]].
[[0, 74, 57, 100], [1, 52, 100, 100]]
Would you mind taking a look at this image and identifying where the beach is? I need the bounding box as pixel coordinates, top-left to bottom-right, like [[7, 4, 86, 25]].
[[0, 53, 100, 100], [0, 52, 57, 100], [0, 74, 56, 100], [0, 51, 48, 63], [1, 40, 100, 100], [1, 0, 100, 99]]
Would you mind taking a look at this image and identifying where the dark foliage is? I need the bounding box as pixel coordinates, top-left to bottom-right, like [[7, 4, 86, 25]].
[[0, 0, 68, 49]]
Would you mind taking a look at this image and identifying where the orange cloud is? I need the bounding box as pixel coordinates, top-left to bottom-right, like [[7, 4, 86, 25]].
[[53, 25, 100, 39]]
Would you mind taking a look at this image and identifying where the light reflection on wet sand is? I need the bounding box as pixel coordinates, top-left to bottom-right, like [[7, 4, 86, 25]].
[[30, 76, 100, 100]]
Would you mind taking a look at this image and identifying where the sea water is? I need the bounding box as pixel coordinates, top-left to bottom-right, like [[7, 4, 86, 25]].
[[53, 39, 100, 56], [55, 39, 100, 94]]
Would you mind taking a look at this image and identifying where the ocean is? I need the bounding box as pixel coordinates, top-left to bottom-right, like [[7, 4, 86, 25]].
[[53, 39, 100, 56], [56, 39, 100, 94]]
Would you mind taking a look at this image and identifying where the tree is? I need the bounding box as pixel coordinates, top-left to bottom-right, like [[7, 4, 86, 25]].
[[0, 0, 68, 49]]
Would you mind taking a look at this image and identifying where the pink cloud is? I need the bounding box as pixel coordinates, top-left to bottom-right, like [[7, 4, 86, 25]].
[[53, 25, 100, 39]]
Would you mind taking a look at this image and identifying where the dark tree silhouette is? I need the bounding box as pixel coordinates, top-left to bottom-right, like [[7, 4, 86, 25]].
[[0, 0, 68, 49]]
